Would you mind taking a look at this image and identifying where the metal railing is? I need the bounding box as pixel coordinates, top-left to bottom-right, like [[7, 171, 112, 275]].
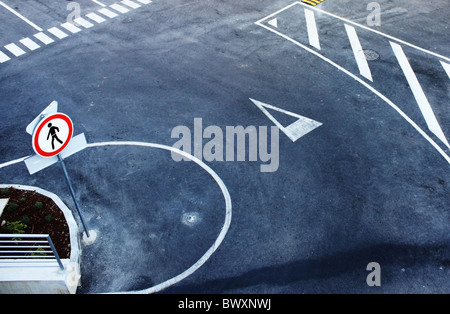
[[0, 234, 64, 270]]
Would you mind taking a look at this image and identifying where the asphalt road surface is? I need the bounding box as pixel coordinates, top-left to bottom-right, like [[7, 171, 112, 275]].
[[0, 0, 449, 294]]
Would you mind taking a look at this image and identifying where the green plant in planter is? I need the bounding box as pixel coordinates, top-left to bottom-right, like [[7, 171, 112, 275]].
[[44, 215, 54, 223], [6, 202, 19, 213], [0, 188, 8, 196], [5, 221, 27, 234], [30, 247, 47, 257], [21, 215, 31, 225], [34, 202, 43, 210]]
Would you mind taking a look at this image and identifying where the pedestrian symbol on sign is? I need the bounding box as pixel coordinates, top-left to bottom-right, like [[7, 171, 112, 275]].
[[47, 123, 63, 150]]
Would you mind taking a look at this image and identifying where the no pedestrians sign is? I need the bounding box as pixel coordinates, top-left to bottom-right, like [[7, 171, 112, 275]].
[[32, 113, 74, 158]]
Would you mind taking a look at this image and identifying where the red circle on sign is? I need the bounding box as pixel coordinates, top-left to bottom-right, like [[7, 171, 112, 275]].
[[32, 113, 73, 158]]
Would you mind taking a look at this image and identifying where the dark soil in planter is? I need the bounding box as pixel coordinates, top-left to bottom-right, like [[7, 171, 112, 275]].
[[0, 187, 71, 259]]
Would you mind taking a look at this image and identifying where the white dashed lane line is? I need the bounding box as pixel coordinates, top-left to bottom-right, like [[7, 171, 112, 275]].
[[0, 0, 153, 64]]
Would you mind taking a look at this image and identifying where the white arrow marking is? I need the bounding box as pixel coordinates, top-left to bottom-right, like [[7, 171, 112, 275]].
[[250, 98, 323, 142], [268, 18, 278, 28]]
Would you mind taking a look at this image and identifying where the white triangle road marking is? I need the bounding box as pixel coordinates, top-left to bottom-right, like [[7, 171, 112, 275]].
[[250, 98, 323, 142], [268, 18, 278, 28]]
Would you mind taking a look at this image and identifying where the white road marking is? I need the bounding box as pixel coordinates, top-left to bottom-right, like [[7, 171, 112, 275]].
[[250, 99, 323, 142], [121, 0, 141, 9], [98, 8, 119, 18], [92, 0, 106, 7], [73, 17, 94, 29], [0, 50, 11, 63], [34, 32, 55, 45], [391, 41, 450, 149], [61, 22, 82, 34], [4, 43, 26, 57], [136, 0, 152, 4], [441, 61, 450, 79], [48, 27, 69, 39], [85, 12, 106, 24], [19, 38, 41, 51], [304, 8, 321, 50], [0, 198, 9, 216], [0, 1, 43, 32], [345, 24, 373, 82], [255, 10, 450, 164], [293, 1, 450, 63], [110, 3, 130, 14], [268, 18, 278, 28]]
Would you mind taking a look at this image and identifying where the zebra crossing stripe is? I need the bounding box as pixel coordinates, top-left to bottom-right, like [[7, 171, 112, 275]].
[[441, 61, 450, 80], [121, 0, 141, 9], [0, 50, 11, 63], [4, 43, 26, 57], [34, 32, 55, 45], [48, 27, 69, 39], [19, 38, 41, 51]]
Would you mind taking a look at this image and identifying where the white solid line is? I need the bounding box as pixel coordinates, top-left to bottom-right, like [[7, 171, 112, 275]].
[[304, 9, 321, 50], [98, 8, 119, 18], [268, 18, 278, 28], [73, 17, 94, 29], [86, 12, 106, 24], [254, 20, 450, 164], [61, 22, 82, 34], [121, 0, 141, 9], [0, 1, 43, 32], [110, 3, 130, 14], [293, 1, 450, 63], [34, 32, 55, 45], [91, 0, 106, 7], [19, 38, 41, 51], [441, 61, 450, 80], [391, 41, 449, 149], [345, 24, 373, 82], [136, 0, 152, 4], [0, 50, 11, 63], [48, 27, 69, 39], [4, 43, 26, 57]]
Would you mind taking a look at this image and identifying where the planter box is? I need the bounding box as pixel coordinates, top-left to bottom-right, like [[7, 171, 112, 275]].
[[0, 184, 81, 294]]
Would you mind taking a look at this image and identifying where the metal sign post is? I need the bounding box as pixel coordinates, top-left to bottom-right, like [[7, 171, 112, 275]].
[[25, 101, 90, 238]]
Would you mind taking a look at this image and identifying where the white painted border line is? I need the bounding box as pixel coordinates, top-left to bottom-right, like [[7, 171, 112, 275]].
[[48, 27, 69, 39], [98, 8, 119, 18], [255, 17, 450, 164], [345, 24, 373, 82], [4, 43, 26, 57], [391, 41, 449, 149], [441, 61, 450, 80], [34, 32, 54, 45], [61, 22, 82, 34], [0, 50, 11, 63], [304, 8, 321, 50], [85, 12, 106, 24], [136, 0, 152, 4], [19, 38, 41, 51], [0, 1, 43, 32], [110, 3, 130, 14], [121, 0, 141, 9]]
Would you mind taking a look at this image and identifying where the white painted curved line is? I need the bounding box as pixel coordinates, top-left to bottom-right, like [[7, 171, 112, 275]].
[[255, 21, 450, 164], [87, 142, 233, 294], [0, 141, 233, 294]]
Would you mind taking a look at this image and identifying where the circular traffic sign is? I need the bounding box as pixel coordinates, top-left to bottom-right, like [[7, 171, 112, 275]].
[[32, 113, 73, 158]]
